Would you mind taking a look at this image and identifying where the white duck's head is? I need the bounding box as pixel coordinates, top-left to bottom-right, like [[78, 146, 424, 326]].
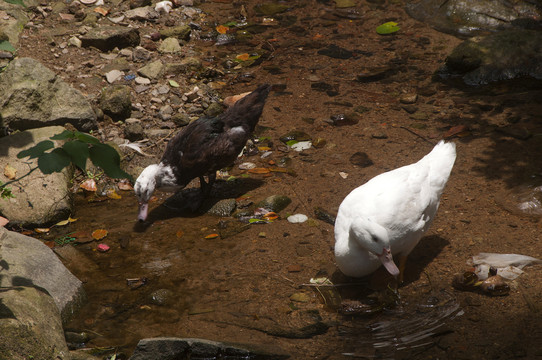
[[349, 217, 400, 277], [134, 164, 160, 222]]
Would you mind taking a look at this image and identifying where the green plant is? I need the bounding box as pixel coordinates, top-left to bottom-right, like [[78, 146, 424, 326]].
[[1, 130, 132, 199], [54, 232, 77, 246], [0, 181, 14, 199], [17, 130, 132, 180]]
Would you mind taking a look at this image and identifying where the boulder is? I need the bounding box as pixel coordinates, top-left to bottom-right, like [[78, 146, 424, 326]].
[[0, 227, 86, 323], [0, 126, 74, 227], [0, 58, 98, 132], [0, 286, 70, 360]]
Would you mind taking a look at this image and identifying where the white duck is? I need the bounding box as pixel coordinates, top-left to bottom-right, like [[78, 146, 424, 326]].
[[334, 141, 456, 280]]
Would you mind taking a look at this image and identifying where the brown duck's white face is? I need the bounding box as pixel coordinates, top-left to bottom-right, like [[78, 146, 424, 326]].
[[134, 164, 160, 221]]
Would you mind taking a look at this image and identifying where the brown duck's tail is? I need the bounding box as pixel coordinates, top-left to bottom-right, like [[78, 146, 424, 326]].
[[224, 84, 272, 132]]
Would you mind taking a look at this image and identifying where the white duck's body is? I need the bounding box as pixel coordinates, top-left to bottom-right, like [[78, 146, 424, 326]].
[[334, 141, 456, 278]]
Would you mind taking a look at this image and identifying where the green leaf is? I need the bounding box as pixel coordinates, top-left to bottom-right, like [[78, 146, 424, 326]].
[[37, 148, 71, 174], [286, 139, 298, 147], [89, 143, 132, 180], [376, 22, 400, 35], [17, 140, 54, 159], [62, 140, 89, 171], [0, 40, 16, 53], [169, 79, 179, 88], [50, 130, 77, 141], [3, 0, 26, 7], [75, 131, 101, 145]]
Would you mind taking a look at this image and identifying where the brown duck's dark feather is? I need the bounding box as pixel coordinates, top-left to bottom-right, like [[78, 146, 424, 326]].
[[160, 84, 271, 187]]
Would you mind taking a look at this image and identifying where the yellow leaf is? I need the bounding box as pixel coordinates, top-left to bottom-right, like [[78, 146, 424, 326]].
[[35, 228, 50, 233], [236, 53, 250, 61], [55, 219, 70, 227], [248, 167, 270, 174], [4, 164, 16, 180], [176, 229, 184, 238], [68, 217, 78, 223], [106, 190, 122, 199], [204, 233, 219, 239], [94, 6, 109, 15], [92, 229, 108, 240], [216, 25, 229, 34]]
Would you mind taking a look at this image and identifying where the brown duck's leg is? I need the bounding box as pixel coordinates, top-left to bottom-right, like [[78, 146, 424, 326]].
[[398, 255, 408, 283]]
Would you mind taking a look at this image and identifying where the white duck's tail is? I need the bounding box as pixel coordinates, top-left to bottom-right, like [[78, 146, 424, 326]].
[[423, 140, 456, 195]]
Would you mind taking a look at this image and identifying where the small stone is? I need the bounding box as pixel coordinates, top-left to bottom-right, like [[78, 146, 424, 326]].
[[287, 214, 308, 223], [287, 264, 302, 272], [399, 93, 418, 104], [135, 76, 151, 85], [312, 138, 327, 148], [68, 36, 82, 47], [371, 132, 388, 139], [105, 69, 124, 83], [401, 104, 418, 114], [124, 122, 144, 141], [149, 289, 174, 306], [159, 37, 182, 54], [349, 152, 374, 167], [290, 292, 311, 302], [258, 195, 292, 213]]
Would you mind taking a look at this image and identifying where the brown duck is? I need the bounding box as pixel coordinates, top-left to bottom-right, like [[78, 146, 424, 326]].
[[134, 84, 271, 221]]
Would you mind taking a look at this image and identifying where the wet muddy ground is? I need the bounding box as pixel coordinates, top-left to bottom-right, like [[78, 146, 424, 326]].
[[16, 0, 542, 358]]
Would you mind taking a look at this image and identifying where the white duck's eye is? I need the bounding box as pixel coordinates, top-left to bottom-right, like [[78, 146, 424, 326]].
[[371, 235, 379, 242]]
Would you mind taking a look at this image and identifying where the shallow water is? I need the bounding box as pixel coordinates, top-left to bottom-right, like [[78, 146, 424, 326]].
[[15, 0, 542, 357]]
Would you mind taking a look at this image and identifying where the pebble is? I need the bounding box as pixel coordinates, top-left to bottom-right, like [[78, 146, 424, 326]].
[[239, 162, 256, 170], [290, 292, 311, 302], [291, 141, 312, 152], [399, 93, 418, 104], [287, 214, 308, 223], [105, 69, 124, 83]]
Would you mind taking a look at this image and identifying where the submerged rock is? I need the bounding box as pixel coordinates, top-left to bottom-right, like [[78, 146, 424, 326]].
[[257, 195, 292, 213], [130, 337, 290, 360], [441, 29, 542, 85], [406, 0, 542, 37]]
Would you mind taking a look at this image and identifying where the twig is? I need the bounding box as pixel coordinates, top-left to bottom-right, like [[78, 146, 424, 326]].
[[399, 126, 435, 146], [0, 166, 39, 188]]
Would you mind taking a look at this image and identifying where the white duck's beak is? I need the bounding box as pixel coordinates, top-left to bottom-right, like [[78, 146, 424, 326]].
[[378, 247, 400, 277], [138, 202, 149, 222]]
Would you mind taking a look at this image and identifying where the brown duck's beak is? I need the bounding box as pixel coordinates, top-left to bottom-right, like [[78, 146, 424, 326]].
[[378, 247, 400, 277], [138, 202, 149, 222]]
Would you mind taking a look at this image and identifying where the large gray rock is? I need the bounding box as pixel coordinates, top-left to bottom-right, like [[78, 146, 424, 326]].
[[80, 26, 140, 51], [0, 126, 74, 227], [0, 227, 86, 323], [130, 337, 290, 360], [0, 0, 32, 46], [0, 286, 70, 360], [0, 58, 98, 132]]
